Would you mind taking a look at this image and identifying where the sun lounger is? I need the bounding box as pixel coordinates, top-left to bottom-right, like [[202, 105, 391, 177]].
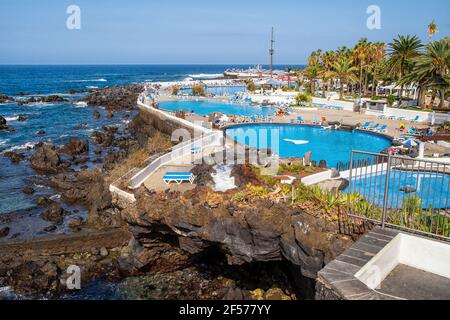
[[297, 116, 305, 124], [410, 115, 420, 123], [377, 125, 388, 133], [369, 123, 380, 131], [163, 172, 195, 185], [360, 122, 371, 130]]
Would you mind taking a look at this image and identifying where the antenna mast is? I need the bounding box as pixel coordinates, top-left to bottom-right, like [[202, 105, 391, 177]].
[[269, 27, 275, 78]]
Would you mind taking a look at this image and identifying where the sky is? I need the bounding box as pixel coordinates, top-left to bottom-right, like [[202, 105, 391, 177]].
[[0, 0, 449, 65]]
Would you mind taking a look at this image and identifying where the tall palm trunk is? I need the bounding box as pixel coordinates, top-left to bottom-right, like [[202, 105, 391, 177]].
[[359, 64, 363, 95], [339, 79, 344, 100]]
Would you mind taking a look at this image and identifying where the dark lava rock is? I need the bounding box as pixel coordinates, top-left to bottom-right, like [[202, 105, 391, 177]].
[[36, 130, 46, 136], [30, 143, 64, 173], [7, 261, 60, 296], [68, 216, 84, 232], [107, 110, 114, 118], [83, 84, 143, 111], [3, 151, 25, 164], [93, 111, 101, 119], [36, 196, 55, 207], [191, 164, 215, 187], [40, 203, 70, 225], [0, 94, 11, 103], [17, 115, 27, 122], [44, 225, 57, 233], [0, 227, 10, 238], [22, 187, 35, 195], [0, 115, 14, 131], [61, 138, 89, 156]]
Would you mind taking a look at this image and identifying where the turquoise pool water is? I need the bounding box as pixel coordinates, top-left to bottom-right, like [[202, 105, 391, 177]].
[[347, 170, 450, 209], [225, 124, 392, 168], [159, 100, 277, 117]]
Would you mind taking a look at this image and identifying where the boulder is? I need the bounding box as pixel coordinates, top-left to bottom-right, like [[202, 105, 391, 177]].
[[61, 138, 89, 156], [0, 226, 10, 238], [22, 187, 35, 195], [40, 203, 70, 225], [3, 151, 25, 164], [7, 261, 60, 296], [68, 216, 84, 232], [36, 196, 55, 207], [93, 111, 101, 119], [30, 143, 63, 173]]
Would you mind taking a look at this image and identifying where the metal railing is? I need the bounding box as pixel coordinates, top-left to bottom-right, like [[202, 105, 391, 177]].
[[346, 151, 450, 240]]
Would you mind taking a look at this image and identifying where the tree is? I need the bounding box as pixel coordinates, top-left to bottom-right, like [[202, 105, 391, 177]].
[[401, 39, 450, 109], [246, 79, 256, 92], [386, 35, 422, 103], [171, 86, 179, 95], [352, 38, 370, 95], [295, 93, 312, 106], [191, 85, 206, 96], [428, 20, 439, 42], [326, 57, 358, 100]]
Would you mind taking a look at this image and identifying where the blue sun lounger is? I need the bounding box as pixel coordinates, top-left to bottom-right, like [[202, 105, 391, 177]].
[[377, 125, 388, 133], [360, 122, 371, 130], [163, 172, 195, 185], [411, 115, 420, 123], [369, 123, 380, 131], [297, 116, 305, 124]]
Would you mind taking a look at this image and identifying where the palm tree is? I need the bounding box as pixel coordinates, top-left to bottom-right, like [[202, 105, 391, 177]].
[[428, 20, 439, 42], [326, 57, 358, 100], [386, 35, 423, 103], [353, 38, 370, 96], [304, 61, 320, 95], [402, 39, 450, 109]]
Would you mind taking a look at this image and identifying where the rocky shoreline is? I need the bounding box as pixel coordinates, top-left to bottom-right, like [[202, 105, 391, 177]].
[[1, 84, 360, 300]]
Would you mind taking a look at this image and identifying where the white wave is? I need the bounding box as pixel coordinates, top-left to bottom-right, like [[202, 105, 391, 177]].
[[0, 138, 9, 146], [74, 101, 88, 108], [188, 73, 223, 79], [212, 164, 236, 192], [33, 184, 51, 189], [4, 116, 19, 121], [67, 78, 107, 83], [86, 86, 99, 89], [50, 194, 61, 201], [27, 102, 55, 107], [6, 142, 37, 152]]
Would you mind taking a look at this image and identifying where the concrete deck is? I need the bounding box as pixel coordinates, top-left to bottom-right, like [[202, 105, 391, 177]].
[[379, 264, 450, 300], [143, 164, 196, 193], [316, 227, 450, 300]]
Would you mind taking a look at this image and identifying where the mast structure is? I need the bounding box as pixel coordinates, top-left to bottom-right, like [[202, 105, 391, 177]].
[[269, 27, 275, 78]]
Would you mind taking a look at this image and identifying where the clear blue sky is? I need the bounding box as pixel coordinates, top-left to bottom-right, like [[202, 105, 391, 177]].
[[0, 0, 449, 65]]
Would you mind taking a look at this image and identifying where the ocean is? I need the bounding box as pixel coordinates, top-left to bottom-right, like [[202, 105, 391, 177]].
[[0, 65, 300, 215]]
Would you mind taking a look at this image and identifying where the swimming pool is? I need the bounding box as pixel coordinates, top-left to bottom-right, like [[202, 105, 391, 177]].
[[225, 124, 392, 168], [159, 100, 277, 117], [347, 170, 450, 209]]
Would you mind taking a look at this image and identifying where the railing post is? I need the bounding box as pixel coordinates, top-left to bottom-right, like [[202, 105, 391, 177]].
[[381, 154, 392, 229], [347, 151, 354, 216]]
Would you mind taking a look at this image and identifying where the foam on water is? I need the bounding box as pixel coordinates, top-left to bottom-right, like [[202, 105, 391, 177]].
[[4, 116, 19, 121], [5, 142, 37, 152], [212, 164, 236, 192]]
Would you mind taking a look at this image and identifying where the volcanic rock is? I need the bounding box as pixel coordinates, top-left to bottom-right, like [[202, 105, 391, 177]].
[[40, 203, 70, 225], [3, 151, 25, 164], [30, 143, 64, 173]]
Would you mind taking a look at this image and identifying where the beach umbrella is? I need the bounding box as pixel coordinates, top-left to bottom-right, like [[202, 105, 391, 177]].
[[404, 139, 418, 147]]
